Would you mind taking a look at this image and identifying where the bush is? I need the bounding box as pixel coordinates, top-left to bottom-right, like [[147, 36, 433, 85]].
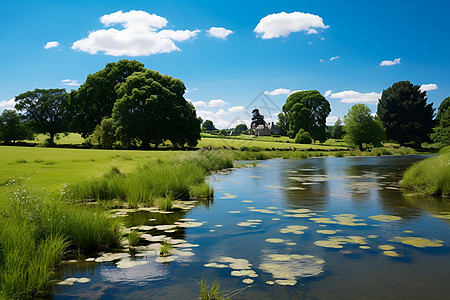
[[295, 129, 312, 144]]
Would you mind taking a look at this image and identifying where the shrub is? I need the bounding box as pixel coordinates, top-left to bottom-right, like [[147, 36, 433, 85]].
[[295, 129, 312, 144]]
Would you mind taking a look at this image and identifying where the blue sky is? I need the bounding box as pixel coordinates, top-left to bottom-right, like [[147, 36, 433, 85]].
[[1, 0, 449, 128]]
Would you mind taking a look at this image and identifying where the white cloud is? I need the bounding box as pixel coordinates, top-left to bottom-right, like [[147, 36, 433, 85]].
[[208, 99, 226, 107], [330, 56, 340, 61], [326, 116, 339, 126], [228, 106, 246, 113], [44, 41, 60, 49], [254, 11, 329, 39], [0, 98, 16, 112], [324, 90, 332, 97], [192, 101, 207, 108], [61, 79, 80, 86], [420, 83, 438, 92], [319, 59, 324, 63], [264, 88, 292, 96], [330, 90, 381, 104], [207, 27, 234, 39], [72, 10, 200, 56], [380, 58, 401, 66]]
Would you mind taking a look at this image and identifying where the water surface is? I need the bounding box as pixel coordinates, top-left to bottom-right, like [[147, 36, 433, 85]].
[[51, 155, 450, 299]]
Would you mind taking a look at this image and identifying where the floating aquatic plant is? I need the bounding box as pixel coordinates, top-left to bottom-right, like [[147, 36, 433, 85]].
[[389, 237, 444, 248], [369, 215, 402, 222], [266, 238, 284, 243], [280, 225, 308, 234], [378, 245, 395, 251]]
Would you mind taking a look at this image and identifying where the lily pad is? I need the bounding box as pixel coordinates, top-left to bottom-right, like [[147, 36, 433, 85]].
[[116, 260, 149, 269], [266, 238, 284, 243], [316, 230, 336, 235], [378, 245, 395, 251], [57, 277, 91, 286], [383, 251, 402, 257], [369, 215, 402, 222], [389, 236, 444, 248], [243, 278, 254, 284], [280, 225, 308, 234], [204, 262, 228, 268]]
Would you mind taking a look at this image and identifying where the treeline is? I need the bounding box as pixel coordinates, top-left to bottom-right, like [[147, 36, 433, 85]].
[[0, 60, 201, 149]]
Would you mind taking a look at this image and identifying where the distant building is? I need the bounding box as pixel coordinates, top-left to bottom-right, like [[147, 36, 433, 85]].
[[251, 122, 280, 136]]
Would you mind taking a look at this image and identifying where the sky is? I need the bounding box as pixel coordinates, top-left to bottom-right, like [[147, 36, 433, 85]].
[[1, 0, 449, 129]]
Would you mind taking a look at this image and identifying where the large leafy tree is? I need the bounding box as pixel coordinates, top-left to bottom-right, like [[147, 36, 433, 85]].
[[0, 110, 33, 143], [15, 89, 68, 144], [431, 97, 450, 145], [377, 81, 435, 147], [344, 104, 385, 150], [251, 109, 266, 129], [331, 118, 344, 139], [113, 69, 201, 148], [279, 90, 331, 142], [202, 120, 216, 131], [68, 60, 145, 138]]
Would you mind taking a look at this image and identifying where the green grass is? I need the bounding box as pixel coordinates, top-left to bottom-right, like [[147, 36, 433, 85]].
[[64, 150, 233, 208], [160, 241, 172, 257], [200, 278, 226, 300], [402, 150, 450, 196], [128, 230, 141, 247]]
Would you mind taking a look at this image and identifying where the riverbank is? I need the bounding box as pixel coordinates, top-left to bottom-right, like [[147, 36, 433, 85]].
[[402, 147, 450, 197]]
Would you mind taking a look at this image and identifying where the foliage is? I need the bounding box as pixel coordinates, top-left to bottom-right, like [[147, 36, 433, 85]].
[[331, 118, 344, 139], [377, 81, 435, 147], [200, 278, 226, 300], [431, 97, 450, 146], [14, 88, 69, 145], [279, 90, 331, 142], [402, 151, 450, 196], [160, 240, 172, 257], [128, 230, 141, 247], [91, 118, 117, 148], [113, 69, 201, 148], [251, 109, 266, 129], [68, 60, 145, 138], [0, 110, 33, 143], [219, 129, 228, 136], [344, 104, 385, 150], [234, 123, 248, 134], [202, 120, 216, 131], [294, 128, 312, 144]]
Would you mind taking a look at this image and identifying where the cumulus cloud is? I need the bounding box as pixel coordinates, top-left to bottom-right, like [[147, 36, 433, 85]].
[[228, 106, 246, 113], [380, 58, 401, 66], [208, 99, 226, 107], [61, 79, 80, 86], [326, 116, 339, 126], [254, 11, 329, 39], [264, 88, 292, 96], [44, 41, 60, 49], [0, 98, 16, 112], [420, 83, 438, 92], [72, 10, 200, 56], [324, 90, 332, 97], [207, 27, 234, 39], [330, 90, 381, 104], [330, 56, 340, 61]]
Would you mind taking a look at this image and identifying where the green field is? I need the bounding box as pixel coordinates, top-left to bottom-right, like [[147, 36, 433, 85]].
[[0, 146, 183, 196]]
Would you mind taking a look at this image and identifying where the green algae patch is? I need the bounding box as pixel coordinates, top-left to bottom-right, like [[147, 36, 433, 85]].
[[378, 245, 395, 251], [359, 246, 371, 249], [266, 238, 284, 243], [316, 230, 337, 235], [369, 215, 402, 222], [280, 225, 308, 234], [383, 251, 402, 257], [390, 236, 444, 248], [250, 208, 277, 214]]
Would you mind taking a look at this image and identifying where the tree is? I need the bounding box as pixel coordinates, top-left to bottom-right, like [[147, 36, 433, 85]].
[[15, 89, 69, 145], [279, 90, 331, 142], [344, 104, 385, 150], [0, 110, 33, 143], [202, 120, 216, 131], [431, 97, 450, 145], [68, 60, 145, 138], [113, 69, 201, 148], [219, 129, 228, 136], [377, 81, 435, 147], [294, 129, 312, 144], [91, 118, 117, 149], [331, 118, 344, 139], [234, 124, 248, 134], [251, 109, 266, 129]]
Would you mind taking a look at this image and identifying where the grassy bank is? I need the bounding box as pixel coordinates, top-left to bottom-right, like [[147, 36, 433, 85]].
[[402, 148, 450, 196]]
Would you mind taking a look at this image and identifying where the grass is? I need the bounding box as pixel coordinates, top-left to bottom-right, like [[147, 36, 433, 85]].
[[200, 278, 226, 300], [64, 150, 233, 208], [128, 230, 141, 247], [402, 149, 450, 196], [0, 184, 122, 299], [160, 241, 172, 257]]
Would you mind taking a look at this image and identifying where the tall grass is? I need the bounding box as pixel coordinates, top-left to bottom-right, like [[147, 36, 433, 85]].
[[402, 151, 450, 196], [65, 150, 233, 208], [200, 278, 226, 300], [0, 184, 122, 299]]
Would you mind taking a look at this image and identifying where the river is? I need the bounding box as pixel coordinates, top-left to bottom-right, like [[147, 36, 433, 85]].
[[50, 155, 450, 299]]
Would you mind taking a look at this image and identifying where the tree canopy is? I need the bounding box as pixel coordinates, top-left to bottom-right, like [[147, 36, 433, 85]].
[[377, 81, 435, 147], [234, 124, 248, 134], [331, 118, 344, 139], [68, 60, 145, 138], [14, 88, 68, 144], [279, 90, 330, 142], [344, 104, 385, 150], [113, 69, 201, 148], [0, 110, 33, 143], [431, 96, 450, 145], [251, 109, 266, 129], [202, 120, 216, 131]]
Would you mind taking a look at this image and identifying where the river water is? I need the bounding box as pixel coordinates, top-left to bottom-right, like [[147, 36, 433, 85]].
[[50, 155, 450, 299]]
